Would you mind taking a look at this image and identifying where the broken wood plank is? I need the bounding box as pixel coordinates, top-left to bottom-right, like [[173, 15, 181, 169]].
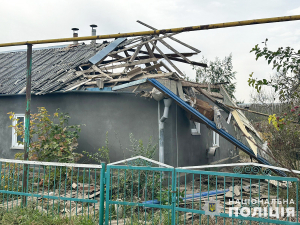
[[136, 72, 174, 80], [108, 33, 177, 56], [127, 49, 196, 58], [150, 41, 184, 77], [142, 62, 163, 72], [126, 51, 207, 67], [137, 20, 201, 53], [91, 65, 112, 79], [90, 72, 174, 84], [160, 61, 172, 72], [158, 38, 191, 63], [129, 42, 144, 62], [127, 67, 143, 80], [64, 79, 92, 91], [100, 56, 131, 66], [101, 58, 159, 70]]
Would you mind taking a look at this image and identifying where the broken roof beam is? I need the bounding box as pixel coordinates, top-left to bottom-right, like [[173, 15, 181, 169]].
[[91, 65, 113, 79], [90, 72, 174, 84], [149, 41, 184, 77], [108, 33, 178, 56], [144, 41, 161, 72], [127, 49, 207, 67], [137, 20, 201, 53], [101, 58, 159, 70], [142, 62, 163, 72], [129, 42, 144, 63]]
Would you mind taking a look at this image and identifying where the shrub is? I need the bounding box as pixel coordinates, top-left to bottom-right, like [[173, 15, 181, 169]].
[[8, 107, 83, 163]]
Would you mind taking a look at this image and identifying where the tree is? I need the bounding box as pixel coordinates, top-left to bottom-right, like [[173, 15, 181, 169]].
[[8, 107, 83, 163], [248, 40, 300, 175], [193, 53, 237, 99], [248, 40, 300, 102]]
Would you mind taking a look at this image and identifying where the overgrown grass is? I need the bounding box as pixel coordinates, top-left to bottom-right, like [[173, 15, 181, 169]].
[[0, 206, 97, 225]]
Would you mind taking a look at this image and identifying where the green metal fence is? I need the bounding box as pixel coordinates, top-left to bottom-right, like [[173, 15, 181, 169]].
[[104, 157, 300, 225], [0, 158, 105, 224], [0, 157, 299, 224]]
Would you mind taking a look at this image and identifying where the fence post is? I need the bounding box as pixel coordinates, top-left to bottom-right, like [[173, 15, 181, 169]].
[[104, 165, 110, 225], [99, 163, 106, 225], [171, 168, 176, 225]]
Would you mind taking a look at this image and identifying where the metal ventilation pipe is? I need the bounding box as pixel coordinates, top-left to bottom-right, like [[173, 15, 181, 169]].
[[90, 24, 97, 44], [71, 28, 79, 45]]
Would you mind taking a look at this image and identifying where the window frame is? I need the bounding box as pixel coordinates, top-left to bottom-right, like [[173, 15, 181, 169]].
[[213, 131, 219, 147], [11, 114, 25, 149]]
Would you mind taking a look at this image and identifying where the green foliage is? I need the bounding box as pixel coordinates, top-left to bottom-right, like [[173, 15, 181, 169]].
[[0, 205, 96, 224], [8, 107, 83, 163], [83, 131, 110, 164], [158, 186, 184, 205], [193, 54, 237, 99], [254, 105, 300, 171], [128, 133, 157, 160], [248, 40, 300, 102]]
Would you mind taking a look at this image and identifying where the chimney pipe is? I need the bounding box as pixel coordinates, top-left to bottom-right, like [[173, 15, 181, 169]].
[[90, 24, 97, 44], [71, 28, 79, 45]]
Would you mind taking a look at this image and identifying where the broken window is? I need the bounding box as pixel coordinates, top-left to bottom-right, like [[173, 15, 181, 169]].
[[11, 114, 24, 149]]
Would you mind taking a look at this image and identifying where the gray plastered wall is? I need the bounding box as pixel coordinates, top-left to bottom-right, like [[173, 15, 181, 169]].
[[0, 91, 239, 167]]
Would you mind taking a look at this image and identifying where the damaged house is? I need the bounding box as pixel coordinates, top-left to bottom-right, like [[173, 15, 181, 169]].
[[0, 25, 272, 169]]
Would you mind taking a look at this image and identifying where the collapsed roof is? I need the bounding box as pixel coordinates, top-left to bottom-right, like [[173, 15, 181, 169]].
[[0, 24, 281, 174], [0, 28, 206, 95]]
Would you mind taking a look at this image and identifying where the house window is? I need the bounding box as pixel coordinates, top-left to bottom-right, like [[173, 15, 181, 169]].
[[213, 131, 219, 147], [11, 114, 25, 149]]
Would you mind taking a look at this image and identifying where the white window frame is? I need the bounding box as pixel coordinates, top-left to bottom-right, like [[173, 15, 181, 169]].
[[11, 114, 25, 149], [213, 131, 219, 147]]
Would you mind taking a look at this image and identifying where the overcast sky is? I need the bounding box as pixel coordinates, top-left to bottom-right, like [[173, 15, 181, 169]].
[[1, 0, 300, 102]]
